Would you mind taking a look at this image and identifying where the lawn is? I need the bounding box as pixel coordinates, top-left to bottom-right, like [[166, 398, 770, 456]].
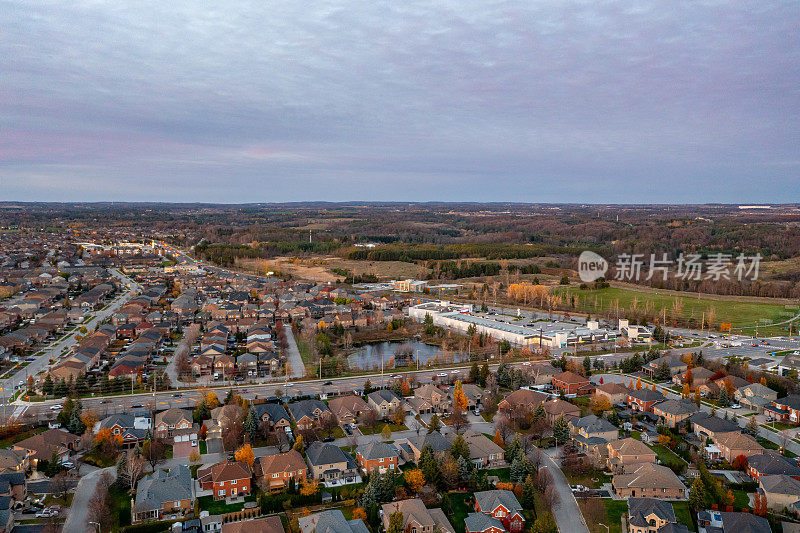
[[732, 489, 751, 511], [484, 467, 511, 482], [197, 494, 257, 515], [0, 427, 46, 449], [578, 498, 628, 533], [566, 471, 611, 489], [109, 485, 132, 530], [554, 285, 790, 334], [359, 423, 407, 435], [447, 492, 473, 533], [671, 501, 695, 531], [199, 440, 208, 454], [650, 444, 686, 473]]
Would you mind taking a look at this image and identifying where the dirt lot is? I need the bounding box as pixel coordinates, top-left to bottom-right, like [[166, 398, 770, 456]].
[[234, 256, 425, 282]]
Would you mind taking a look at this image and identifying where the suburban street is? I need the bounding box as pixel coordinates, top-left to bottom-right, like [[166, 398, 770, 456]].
[[62, 465, 116, 533], [1, 269, 140, 415], [537, 448, 590, 533]]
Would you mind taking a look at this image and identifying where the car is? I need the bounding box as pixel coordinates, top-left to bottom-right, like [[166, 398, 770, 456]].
[[437, 372, 447, 378], [391, 374, 402, 380], [344, 425, 352, 435], [322, 436, 335, 443], [172, 393, 182, 397], [323, 381, 333, 386], [285, 383, 295, 387], [450, 369, 460, 374], [522, 361, 531, 366], [130, 404, 142, 408], [35, 510, 54, 518], [50, 404, 62, 411], [101, 399, 112, 404], [730, 403, 741, 409]]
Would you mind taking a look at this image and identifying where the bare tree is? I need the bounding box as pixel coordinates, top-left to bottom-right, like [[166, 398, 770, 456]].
[[88, 471, 113, 531], [143, 438, 167, 470], [318, 412, 338, 438], [450, 408, 468, 434], [124, 449, 145, 491], [49, 471, 72, 504]]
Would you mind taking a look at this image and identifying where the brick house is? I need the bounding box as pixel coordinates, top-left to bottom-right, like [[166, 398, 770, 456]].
[[627, 388, 664, 413], [197, 460, 252, 499], [132, 465, 194, 523], [651, 399, 699, 428], [713, 431, 764, 462], [763, 395, 800, 423], [594, 382, 630, 405], [355, 441, 399, 474], [254, 450, 308, 491], [747, 452, 800, 481], [473, 490, 525, 533], [552, 371, 593, 395], [606, 438, 657, 473], [154, 408, 193, 439]]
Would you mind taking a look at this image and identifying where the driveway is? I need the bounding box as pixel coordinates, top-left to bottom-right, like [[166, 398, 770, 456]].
[[534, 448, 590, 533], [62, 466, 116, 533], [206, 437, 224, 455]]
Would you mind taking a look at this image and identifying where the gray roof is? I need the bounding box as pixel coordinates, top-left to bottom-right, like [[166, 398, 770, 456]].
[[627, 497, 675, 528], [368, 390, 401, 405], [759, 474, 800, 496], [718, 511, 771, 533], [288, 399, 330, 421], [254, 403, 290, 423], [411, 430, 451, 453], [748, 452, 800, 477], [571, 414, 617, 434], [474, 490, 522, 515], [356, 441, 399, 461], [134, 465, 193, 513], [306, 442, 353, 467], [465, 513, 504, 532], [298, 510, 370, 533], [628, 388, 664, 402], [689, 413, 740, 434]]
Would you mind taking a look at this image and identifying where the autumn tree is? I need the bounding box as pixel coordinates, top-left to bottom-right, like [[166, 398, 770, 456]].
[[235, 444, 255, 468], [352, 507, 368, 523], [294, 434, 304, 451], [453, 381, 469, 412], [493, 430, 505, 448], [427, 414, 441, 433], [635, 377, 642, 390], [589, 394, 611, 414], [142, 438, 167, 470], [404, 468, 425, 493], [381, 424, 392, 440], [299, 477, 319, 496]]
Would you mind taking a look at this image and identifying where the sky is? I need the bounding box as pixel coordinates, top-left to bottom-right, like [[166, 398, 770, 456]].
[[2, 1, 799, 203]]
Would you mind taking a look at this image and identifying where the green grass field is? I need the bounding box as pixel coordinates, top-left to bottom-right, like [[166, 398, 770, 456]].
[[555, 286, 794, 334], [671, 501, 695, 531]]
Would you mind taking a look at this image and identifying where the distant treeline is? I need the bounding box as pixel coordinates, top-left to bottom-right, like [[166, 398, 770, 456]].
[[344, 243, 578, 262], [195, 241, 340, 266]]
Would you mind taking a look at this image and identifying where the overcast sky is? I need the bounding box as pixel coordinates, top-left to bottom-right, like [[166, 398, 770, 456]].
[[3, 1, 799, 203]]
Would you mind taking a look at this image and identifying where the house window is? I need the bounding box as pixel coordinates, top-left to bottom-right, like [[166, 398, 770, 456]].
[[231, 479, 236, 484], [218, 490, 225, 496], [174, 501, 180, 507]]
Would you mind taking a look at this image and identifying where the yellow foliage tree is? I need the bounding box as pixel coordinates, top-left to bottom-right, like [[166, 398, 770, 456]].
[[404, 469, 426, 493], [589, 394, 611, 414], [300, 478, 319, 496], [636, 377, 642, 390], [294, 434, 304, 451], [205, 391, 220, 409], [453, 381, 469, 412], [235, 444, 255, 468], [682, 383, 691, 399]]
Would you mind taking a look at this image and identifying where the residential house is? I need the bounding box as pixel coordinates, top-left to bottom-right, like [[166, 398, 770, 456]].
[[758, 474, 800, 511], [154, 408, 193, 439], [497, 389, 547, 414], [473, 490, 525, 533], [644, 356, 688, 378], [594, 382, 630, 405], [627, 388, 665, 413], [197, 460, 252, 500], [382, 499, 455, 533], [696, 510, 771, 533], [288, 399, 331, 431], [14, 428, 80, 467], [0, 450, 29, 473], [465, 513, 507, 533], [355, 441, 399, 474], [541, 398, 580, 424], [132, 465, 194, 523], [298, 510, 370, 533], [651, 399, 699, 428], [764, 395, 800, 424], [606, 438, 657, 473], [367, 390, 403, 419], [747, 451, 800, 481], [252, 403, 291, 433], [672, 367, 714, 387], [305, 442, 360, 486], [688, 413, 740, 441], [627, 497, 685, 533], [221, 515, 285, 533], [412, 384, 449, 414], [327, 395, 373, 425], [552, 371, 593, 395], [394, 431, 451, 463], [254, 450, 308, 491], [612, 463, 687, 500], [208, 404, 244, 438], [454, 430, 505, 469], [569, 415, 618, 454], [713, 431, 764, 462]]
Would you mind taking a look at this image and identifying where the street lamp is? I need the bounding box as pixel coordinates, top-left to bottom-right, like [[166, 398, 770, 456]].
[[89, 521, 101, 533], [598, 523, 610, 533]]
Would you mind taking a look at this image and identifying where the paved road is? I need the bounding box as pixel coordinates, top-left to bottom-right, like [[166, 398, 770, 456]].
[[284, 327, 306, 379], [536, 448, 590, 533], [63, 466, 116, 533], [166, 323, 200, 387]]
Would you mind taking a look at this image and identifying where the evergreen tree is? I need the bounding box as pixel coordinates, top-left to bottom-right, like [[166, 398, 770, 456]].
[[469, 362, 480, 383], [583, 356, 591, 374], [419, 445, 440, 486], [479, 363, 490, 387], [532, 404, 545, 422], [244, 406, 259, 442], [506, 435, 522, 460], [458, 455, 473, 482], [451, 434, 470, 462], [654, 362, 671, 382], [42, 374, 54, 396], [718, 387, 730, 407], [428, 414, 441, 434], [552, 416, 570, 444], [688, 478, 706, 510], [521, 474, 536, 508], [744, 415, 759, 436], [510, 455, 525, 482]]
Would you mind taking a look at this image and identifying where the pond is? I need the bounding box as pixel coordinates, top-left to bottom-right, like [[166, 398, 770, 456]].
[[347, 340, 469, 370]]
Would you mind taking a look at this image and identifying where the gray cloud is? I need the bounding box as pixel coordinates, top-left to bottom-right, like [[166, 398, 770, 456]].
[[2, 0, 799, 202]]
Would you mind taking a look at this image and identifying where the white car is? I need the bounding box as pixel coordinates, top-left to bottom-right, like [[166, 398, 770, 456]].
[[450, 369, 460, 374], [285, 383, 295, 387], [522, 361, 532, 366], [437, 372, 447, 378], [50, 404, 62, 411]]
